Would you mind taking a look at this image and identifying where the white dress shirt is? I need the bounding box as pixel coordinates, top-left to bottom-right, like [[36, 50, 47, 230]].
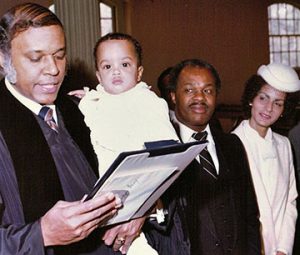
[[177, 122, 219, 174], [5, 78, 58, 123]]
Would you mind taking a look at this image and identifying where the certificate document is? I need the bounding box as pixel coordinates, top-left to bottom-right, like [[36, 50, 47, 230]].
[[85, 140, 207, 226]]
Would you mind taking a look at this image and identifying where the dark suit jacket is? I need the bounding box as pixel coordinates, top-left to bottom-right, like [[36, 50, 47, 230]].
[[0, 80, 119, 254], [288, 125, 300, 254], [146, 126, 261, 255]]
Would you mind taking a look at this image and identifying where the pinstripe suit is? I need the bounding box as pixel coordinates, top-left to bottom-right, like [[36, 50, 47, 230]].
[[145, 125, 261, 255]]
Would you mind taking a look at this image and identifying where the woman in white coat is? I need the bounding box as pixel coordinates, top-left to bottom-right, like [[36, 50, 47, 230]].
[[232, 63, 300, 255]]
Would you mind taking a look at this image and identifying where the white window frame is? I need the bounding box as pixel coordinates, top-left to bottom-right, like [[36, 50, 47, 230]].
[[268, 2, 300, 67]]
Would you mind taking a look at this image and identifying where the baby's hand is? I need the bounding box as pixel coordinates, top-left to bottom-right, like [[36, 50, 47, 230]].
[[68, 87, 89, 99]]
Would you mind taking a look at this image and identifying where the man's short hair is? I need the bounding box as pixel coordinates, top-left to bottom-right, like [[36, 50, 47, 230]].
[[0, 3, 63, 75], [169, 59, 221, 93], [157, 66, 173, 95]]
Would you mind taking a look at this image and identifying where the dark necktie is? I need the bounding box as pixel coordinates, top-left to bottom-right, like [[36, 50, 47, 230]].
[[38, 106, 59, 132], [192, 131, 217, 179]]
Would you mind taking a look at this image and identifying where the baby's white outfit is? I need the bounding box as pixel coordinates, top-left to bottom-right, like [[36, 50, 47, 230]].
[[79, 81, 178, 255]]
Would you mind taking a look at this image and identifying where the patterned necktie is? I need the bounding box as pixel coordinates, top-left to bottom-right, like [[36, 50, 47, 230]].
[[192, 131, 217, 179], [38, 106, 59, 132]]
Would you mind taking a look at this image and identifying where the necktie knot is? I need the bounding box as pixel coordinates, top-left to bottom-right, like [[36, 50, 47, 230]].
[[38, 106, 58, 132], [39, 106, 54, 122], [192, 131, 208, 141]]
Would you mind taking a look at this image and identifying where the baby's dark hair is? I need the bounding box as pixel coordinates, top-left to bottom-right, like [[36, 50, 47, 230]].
[[242, 74, 299, 118], [93, 32, 142, 70]]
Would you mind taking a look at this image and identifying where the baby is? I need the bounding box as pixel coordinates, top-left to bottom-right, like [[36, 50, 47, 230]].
[[69, 33, 178, 255]]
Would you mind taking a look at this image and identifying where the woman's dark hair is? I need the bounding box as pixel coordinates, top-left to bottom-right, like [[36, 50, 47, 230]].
[[242, 74, 299, 118]]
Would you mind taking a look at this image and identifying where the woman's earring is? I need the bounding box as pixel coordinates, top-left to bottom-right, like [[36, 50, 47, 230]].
[[249, 103, 252, 106]]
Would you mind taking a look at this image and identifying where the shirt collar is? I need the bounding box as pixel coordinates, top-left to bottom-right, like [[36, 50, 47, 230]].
[[177, 121, 219, 172], [5, 78, 57, 121], [178, 121, 214, 144]]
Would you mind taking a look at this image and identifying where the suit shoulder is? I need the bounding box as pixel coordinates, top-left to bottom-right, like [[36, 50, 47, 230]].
[[213, 131, 248, 165], [289, 122, 300, 137], [213, 129, 244, 149]]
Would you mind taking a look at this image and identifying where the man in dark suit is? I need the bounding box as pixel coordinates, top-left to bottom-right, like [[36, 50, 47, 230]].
[[148, 59, 261, 254], [0, 3, 144, 254]]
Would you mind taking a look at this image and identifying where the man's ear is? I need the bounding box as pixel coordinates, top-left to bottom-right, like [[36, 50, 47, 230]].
[[0, 52, 4, 69], [170, 91, 176, 105], [137, 66, 144, 82]]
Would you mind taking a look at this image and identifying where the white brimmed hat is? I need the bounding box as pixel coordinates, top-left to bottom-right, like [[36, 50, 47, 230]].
[[257, 63, 300, 92]]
